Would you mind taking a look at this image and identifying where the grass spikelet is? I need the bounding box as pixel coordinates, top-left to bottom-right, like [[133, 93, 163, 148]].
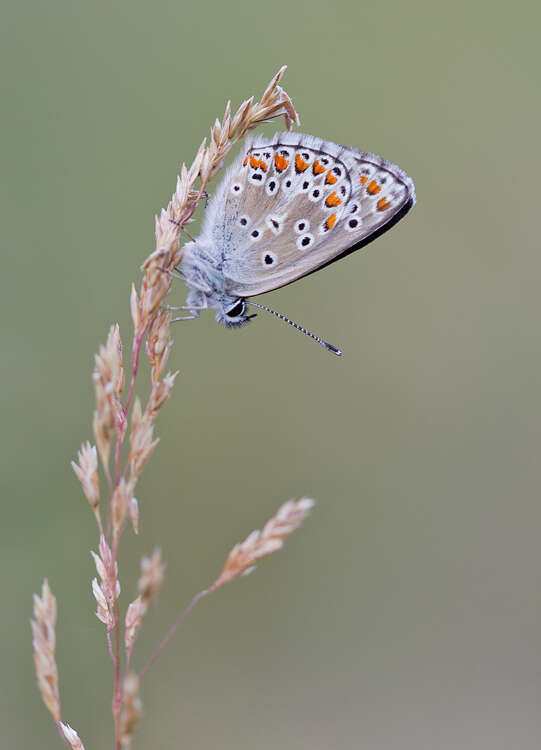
[[31, 580, 61, 722]]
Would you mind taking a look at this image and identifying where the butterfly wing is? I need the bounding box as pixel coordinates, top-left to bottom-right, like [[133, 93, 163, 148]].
[[200, 132, 415, 298]]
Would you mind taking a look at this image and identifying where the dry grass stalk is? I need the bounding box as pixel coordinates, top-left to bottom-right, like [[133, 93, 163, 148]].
[[145, 370, 178, 420], [60, 723, 86, 750], [91, 536, 120, 631], [31, 580, 61, 723], [118, 673, 142, 747], [111, 478, 131, 539], [146, 308, 172, 383], [92, 324, 125, 474], [128, 398, 159, 481], [33, 68, 311, 749], [128, 496, 139, 534], [138, 548, 165, 605], [125, 549, 165, 661], [124, 596, 146, 662], [71, 441, 100, 521], [139, 498, 314, 678], [32, 581, 88, 747], [214, 498, 315, 587]]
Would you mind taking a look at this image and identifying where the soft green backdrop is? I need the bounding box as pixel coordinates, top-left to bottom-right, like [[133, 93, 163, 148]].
[[2, 0, 541, 748]]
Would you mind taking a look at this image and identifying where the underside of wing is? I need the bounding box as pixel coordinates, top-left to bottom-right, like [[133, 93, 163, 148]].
[[201, 132, 416, 298]]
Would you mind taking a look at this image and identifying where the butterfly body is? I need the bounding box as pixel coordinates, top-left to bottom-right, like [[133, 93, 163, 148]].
[[181, 132, 415, 331]]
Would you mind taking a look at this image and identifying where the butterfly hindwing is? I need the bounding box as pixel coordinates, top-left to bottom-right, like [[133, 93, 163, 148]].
[[199, 132, 415, 298]]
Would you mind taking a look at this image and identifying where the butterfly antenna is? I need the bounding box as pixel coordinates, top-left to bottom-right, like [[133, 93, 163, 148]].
[[245, 301, 342, 356]]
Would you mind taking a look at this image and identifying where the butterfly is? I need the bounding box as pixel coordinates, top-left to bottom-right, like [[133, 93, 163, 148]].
[[178, 132, 416, 355]]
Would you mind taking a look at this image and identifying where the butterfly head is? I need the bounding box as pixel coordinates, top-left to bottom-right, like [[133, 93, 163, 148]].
[[216, 297, 256, 328]]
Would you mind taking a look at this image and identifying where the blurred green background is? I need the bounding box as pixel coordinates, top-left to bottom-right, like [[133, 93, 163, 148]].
[[2, 0, 541, 747]]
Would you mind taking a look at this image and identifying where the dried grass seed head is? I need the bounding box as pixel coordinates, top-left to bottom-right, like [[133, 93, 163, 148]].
[[138, 547, 165, 606], [129, 397, 159, 480], [215, 498, 314, 587], [71, 441, 99, 511], [92, 324, 126, 467], [91, 535, 120, 628], [111, 478, 131, 539], [119, 673, 143, 747], [60, 723, 86, 750], [31, 580, 61, 722], [146, 370, 178, 419], [129, 496, 139, 534], [140, 246, 181, 322], [92, 577, 113, 628], [130, 283, 142, 332], [124, 596, 146, 660], [146, 308, 172, 382]]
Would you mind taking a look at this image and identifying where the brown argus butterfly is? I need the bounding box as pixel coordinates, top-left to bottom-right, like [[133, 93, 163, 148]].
[[178, 132, 415, 355]]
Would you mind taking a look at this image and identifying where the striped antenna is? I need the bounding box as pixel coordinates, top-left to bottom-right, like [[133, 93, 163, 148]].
[[245, 301, 342, 356]]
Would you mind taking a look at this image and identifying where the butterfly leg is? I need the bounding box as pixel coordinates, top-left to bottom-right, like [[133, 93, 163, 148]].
[[171, 313, 199, 322], [165, 304, 207, 312], [168, 300, 207, 321], [171, 308, 199, 323], [169, 286, 209, 321], [167, 267, 184, 281]]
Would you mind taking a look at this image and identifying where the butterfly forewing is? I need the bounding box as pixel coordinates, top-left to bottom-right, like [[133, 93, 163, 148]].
[[207, 132, 415, 298]]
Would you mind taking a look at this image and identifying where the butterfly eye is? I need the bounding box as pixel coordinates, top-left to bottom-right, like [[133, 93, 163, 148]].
[[225, 300, 246, 318]]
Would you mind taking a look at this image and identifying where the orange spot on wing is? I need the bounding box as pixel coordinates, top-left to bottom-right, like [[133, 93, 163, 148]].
[[295, 153, 309, 172], [313, 160, 326, 175], [367, 180, 381, 195], [359, 174, 368, 185], [249, 155, 268, 171], [325, 191, 342, 207], [243, 156, 249, 166], [325, 170, 338, 185], [326, 213, 337, 230], [274, 154, 289, 172], [377, 197, 391, 211]]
